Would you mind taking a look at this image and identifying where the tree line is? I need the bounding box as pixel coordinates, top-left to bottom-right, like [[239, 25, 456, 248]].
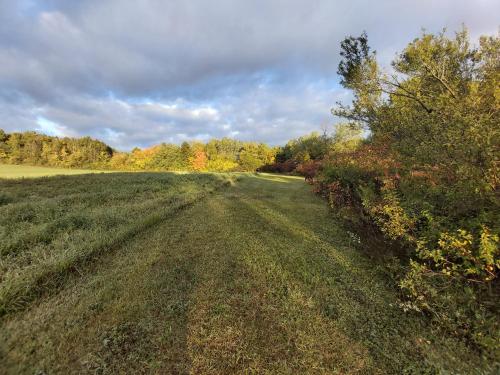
[[0, 129, 277, 172], [0, 130, 113, 168]]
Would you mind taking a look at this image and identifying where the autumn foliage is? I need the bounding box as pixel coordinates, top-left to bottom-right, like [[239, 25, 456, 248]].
[[318, 28, 499, 354], [0, 131, 276, 173]]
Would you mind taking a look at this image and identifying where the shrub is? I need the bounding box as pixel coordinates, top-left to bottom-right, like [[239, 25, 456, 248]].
[[315, 27, 500, 356], [399, 261, 500, 353], [295, 160, 322, 183], [257, 160, 298, 173]]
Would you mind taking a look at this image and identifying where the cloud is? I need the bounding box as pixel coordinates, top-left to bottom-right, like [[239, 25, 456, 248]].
[[7, 82, 340, 150], [0, 0, 498, 149]]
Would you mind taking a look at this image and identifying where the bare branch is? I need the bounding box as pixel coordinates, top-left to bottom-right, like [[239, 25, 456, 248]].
[[422, 61, 457, 98]]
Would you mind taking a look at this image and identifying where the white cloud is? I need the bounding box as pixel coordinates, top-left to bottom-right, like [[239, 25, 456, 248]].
[[0, 0, 499, 148], [139, 102, 219, 122], [36, 116, 67, 137]]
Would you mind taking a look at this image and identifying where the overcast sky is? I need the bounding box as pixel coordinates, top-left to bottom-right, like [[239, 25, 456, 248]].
[[1, 0, 498, 150]]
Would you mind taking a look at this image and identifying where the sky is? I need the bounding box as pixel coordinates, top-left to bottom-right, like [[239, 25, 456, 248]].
[[0, 0, 499, 150]]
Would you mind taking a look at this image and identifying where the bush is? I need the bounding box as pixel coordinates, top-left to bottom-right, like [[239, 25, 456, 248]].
[[312, 145, 499, 355], [295, 160, 322, 183], [312, 27, 500, 356], [257, 160, 298, 173], [399, 261, 500, 354]]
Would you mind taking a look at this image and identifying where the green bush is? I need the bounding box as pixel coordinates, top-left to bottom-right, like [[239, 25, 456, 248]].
[[313, 27, 500, 356], [315, 153, 499, 355]]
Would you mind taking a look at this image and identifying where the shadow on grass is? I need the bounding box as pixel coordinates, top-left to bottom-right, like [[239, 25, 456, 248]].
[[1, 172, 489, 374], [221, 176, 484, 373]]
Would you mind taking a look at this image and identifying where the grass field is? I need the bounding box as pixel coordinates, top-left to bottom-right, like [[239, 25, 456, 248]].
[[0, 172, 494, 374], [0, 164, 109, 178]]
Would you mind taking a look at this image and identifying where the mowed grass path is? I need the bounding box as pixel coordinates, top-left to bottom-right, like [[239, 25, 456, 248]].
[[0, 174, 492, 374]]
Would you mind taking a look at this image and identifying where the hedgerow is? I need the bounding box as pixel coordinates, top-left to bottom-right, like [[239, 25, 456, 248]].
[[304, 27, 499, 356]]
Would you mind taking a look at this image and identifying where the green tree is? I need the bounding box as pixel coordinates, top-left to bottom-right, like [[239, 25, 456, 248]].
[[331, 123, 363, 153], [180, 141, 193, 167], [329, 28, 500, 351], [0, 129, 9, 160], [334, 28, 499, 198]]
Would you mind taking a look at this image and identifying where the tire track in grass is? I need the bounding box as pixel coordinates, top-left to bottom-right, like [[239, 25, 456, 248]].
[[183, 188, 372, 374], [227, 175, 488, 374], [1, 180, 238, 374], [0, 178, 234, 318]]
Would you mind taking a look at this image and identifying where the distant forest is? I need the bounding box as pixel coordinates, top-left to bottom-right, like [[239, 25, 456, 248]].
[[0, 129, 279, 172], [0, 126, 360, 173]]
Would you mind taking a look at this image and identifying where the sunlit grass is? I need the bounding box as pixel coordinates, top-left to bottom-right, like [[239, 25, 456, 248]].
[[0, 164, 111, 179], [0, 172, 234, 316], [256, 172, 303, 183]]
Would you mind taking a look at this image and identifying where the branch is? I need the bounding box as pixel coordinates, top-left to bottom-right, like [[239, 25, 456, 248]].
[[331, 104, 373, 124], [422, 62, 457, 98], [379, 80, 434, 114]]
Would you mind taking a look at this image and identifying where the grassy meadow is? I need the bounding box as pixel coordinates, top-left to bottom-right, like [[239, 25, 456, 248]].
[[0, 172, 234, 316], [0, 164, 110, 179], [0, 172, 494, 374]]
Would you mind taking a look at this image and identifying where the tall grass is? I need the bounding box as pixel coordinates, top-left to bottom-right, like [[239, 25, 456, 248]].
[[0, 172, 234, 315]]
